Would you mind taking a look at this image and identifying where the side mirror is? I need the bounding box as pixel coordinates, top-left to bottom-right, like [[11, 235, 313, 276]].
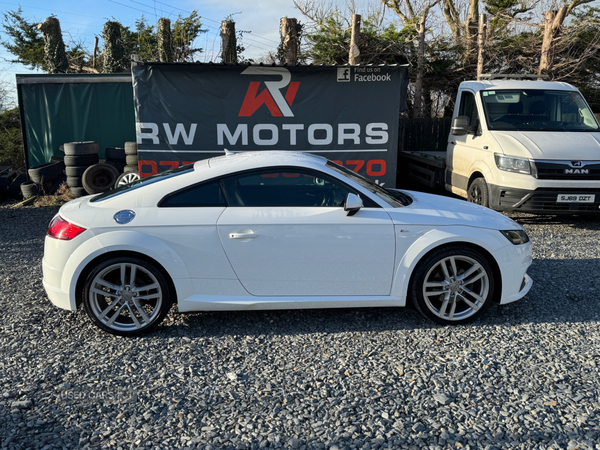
[[344, 193, 363, 216], [451, 116, 470, 135]]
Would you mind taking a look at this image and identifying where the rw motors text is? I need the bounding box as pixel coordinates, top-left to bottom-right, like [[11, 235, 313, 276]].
[[136, 122, 390, 147]]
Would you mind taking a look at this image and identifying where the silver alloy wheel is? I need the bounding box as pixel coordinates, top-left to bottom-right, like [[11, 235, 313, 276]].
[[117, 172, 140, 187], [422, 255, 490, 322], [88, 262, 163, 332]]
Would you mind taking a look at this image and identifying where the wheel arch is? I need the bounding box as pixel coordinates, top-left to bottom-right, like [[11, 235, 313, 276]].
[[468, 171, 485, 187], [75, 250, 178, 309], [392, 228, 505, 305], [408, 242, 502, 304], [61, 230, 192, 311]]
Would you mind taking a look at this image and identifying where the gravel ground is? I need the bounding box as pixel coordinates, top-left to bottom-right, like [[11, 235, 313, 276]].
[[1, 202, 599, 450]]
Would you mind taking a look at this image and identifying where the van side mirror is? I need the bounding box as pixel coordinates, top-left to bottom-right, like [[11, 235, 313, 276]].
[[451, 116, 470, 135], [344, 193, 363, 216]]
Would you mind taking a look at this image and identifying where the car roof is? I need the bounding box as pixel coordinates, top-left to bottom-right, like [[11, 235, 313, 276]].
[[88, 151, 335, 207], [201, 150, 328, 173], [460, 80, 578, 92]]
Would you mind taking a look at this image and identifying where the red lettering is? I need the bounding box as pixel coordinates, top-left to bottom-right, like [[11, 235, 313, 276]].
[[160, 160, 179, 170], [139, 160, 157, 177], [367, 160, 386, 176]]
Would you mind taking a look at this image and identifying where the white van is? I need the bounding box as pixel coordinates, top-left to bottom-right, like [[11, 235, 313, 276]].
[[446, 76, 600, 213]]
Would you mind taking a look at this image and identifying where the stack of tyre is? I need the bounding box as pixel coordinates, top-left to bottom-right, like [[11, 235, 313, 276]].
[[64, 142, 100, 198], [124, 142, 138, 173], [21, 159, 66, 199]]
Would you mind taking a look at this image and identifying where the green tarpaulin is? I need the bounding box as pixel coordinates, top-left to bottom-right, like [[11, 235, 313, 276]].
[[17, 74, 136, 168]]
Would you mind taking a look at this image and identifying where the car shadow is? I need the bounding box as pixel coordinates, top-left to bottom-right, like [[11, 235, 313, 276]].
[[144, 256, 599, 340]]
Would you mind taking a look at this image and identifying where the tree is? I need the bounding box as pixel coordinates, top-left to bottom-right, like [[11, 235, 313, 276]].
[[1, 9, 45, 71], [158, 18, 173, 62], [171, 11, 206, 62], [538, 0, 596, 75], [220, 19, 237, 64], [120, 16, 158, 62], [102, 21, 126, 73], [38, 17, 69, 73], [0, 107, 24, 170]]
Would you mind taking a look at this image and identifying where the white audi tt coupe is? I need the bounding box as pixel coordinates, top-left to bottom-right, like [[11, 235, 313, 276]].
[[43, 151, 533, 336]]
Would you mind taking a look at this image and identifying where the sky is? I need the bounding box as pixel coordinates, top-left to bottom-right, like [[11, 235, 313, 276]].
[[0, 0, 314, 106]]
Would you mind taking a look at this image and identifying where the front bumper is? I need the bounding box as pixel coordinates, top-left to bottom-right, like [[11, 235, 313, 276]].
[[489, 185, 600, 214]]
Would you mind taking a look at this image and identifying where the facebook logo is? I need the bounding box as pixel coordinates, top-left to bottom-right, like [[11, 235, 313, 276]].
[[337, 68, 351, 82]]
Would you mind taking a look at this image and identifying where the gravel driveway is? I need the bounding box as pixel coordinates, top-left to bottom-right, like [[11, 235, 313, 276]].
[[1, 203, 599, 450]]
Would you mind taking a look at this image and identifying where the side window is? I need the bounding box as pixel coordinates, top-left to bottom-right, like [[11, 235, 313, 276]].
[[160, 180, 226, 207], [458, 91, 479, 130], [222, 169, 353, 207]]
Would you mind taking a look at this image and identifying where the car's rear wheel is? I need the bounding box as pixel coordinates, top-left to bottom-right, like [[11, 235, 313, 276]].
[[409, 246, 494, 325], [82, 257, 172, 336]]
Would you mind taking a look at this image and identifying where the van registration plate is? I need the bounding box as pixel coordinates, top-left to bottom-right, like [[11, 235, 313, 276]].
[[556, 194, 595, 203]]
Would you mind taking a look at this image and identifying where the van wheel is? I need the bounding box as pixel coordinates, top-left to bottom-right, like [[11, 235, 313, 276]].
[[468, 177, 488, 207]]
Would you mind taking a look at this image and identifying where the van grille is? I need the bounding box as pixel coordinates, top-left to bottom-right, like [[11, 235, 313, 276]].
[[532, 161, 600, 180]]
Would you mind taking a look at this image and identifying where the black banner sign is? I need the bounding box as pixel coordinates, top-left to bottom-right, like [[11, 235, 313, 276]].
[[132, 63, 408, 186]]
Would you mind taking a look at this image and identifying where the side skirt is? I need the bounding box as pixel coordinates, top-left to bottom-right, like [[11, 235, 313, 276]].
[[178, 296, 405, 312]]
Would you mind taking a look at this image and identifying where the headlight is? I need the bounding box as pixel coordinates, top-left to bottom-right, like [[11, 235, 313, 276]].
[[494, 154, 531, 174], [500, 230, 530, 245]]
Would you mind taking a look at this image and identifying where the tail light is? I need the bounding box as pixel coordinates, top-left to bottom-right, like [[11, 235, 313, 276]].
[[47, 216, 86, 240]]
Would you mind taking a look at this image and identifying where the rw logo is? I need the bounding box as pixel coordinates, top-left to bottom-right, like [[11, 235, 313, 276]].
[[238, 67, 300, 117]]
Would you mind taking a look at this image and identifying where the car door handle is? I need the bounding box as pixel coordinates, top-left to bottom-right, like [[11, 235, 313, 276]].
[[229, 231, 258, 239]]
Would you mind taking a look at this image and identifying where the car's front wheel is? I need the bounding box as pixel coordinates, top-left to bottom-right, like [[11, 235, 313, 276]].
[[409, 246, 494, 325], [82, 257, 172, 336]]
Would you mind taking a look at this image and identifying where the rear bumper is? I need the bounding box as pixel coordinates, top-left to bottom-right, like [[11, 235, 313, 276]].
[[489, 185, 600, 214], [42, 278, 73, 311], [42, 253, 76, 311]]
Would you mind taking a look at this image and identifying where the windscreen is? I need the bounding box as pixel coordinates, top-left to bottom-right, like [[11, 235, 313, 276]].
[[481, 89, 599, 132]]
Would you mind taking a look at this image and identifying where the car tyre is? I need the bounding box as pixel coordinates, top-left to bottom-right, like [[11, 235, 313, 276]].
[[105, 147, 126, 160], [125, 155, 139, 166], [28, 160, 65, 184], [20, 180, 39, 198], [82, 163, 120, 194], [114, 171, 140, 188], [82, 257, 172, 336], [124, 142, 138, 155], [70, 186, 87, 198], [467, 177, 489, 207], [124, 164, 139, 173], [409, 245, 494, 325], [64, 154, 99, 167], [66, 176, 83, 188], [64, 141, 99, 156], [65, 165, 88, 177]]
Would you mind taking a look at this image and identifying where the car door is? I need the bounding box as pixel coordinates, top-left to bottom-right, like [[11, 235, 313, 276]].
[[216, 167, 396, 297], [447, 90, 487, 192]]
